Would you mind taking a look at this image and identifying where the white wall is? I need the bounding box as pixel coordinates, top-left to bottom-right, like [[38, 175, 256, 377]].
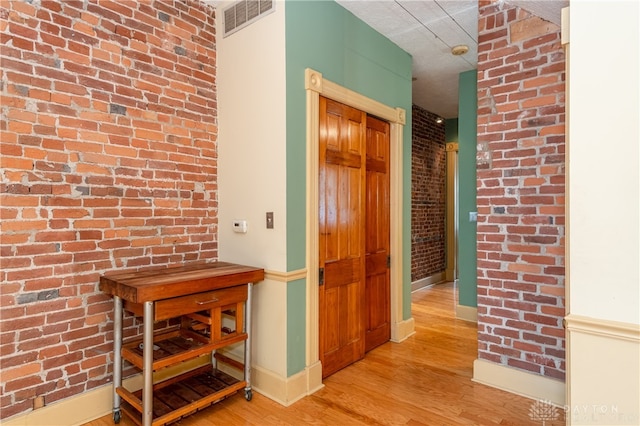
[[567, 2, 640, 424], [217, 1, 288, 378], [568, 1, 639, 323], [217, 1, 287, 272]]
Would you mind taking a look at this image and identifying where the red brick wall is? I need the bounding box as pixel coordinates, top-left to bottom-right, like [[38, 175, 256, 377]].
[[411, 105, 446, 282], [476, 2, 566, 380], [0, 0, 217, 419]]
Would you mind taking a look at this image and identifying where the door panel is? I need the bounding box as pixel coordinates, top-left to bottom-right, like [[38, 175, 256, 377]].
[[319, 96, 366, 378], [365, 115, 391, 352]]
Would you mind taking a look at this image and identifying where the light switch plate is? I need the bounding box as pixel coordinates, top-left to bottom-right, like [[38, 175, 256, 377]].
[[469, 212, 478, 222]]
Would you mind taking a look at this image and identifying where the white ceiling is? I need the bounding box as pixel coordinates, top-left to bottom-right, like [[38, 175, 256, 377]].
[[336, 0, 567, 119]]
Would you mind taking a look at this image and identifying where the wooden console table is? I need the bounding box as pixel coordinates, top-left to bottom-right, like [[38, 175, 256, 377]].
[[100, 262, 264, 426]]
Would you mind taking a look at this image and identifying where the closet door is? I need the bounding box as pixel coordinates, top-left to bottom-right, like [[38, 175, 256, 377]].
[[318, 96, 366, 378], [365, 115, 391, 352]]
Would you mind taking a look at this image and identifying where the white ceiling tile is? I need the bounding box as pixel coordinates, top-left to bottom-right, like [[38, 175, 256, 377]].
[[335, 0, 564, 118]]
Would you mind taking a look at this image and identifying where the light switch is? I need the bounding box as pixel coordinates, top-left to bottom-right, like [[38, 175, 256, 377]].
[[469, 212, 477, 222], [266, 212, 274, 229]]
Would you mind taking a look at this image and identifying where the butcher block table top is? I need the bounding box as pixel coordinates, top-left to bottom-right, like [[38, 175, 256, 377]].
[[99, 261, 264, 304]]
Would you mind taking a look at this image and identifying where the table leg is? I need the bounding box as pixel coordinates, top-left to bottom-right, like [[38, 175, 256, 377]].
[[244, 282, 253, 400], [113, 296, 123, 423], [142, 301, 154, 426]]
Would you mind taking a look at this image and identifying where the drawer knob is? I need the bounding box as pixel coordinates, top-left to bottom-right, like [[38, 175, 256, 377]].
[[196, 298, 219, 305]]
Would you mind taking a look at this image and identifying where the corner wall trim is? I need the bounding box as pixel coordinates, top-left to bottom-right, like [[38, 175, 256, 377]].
[[561, 6, 569, 45], [473, 359, 565, 406]]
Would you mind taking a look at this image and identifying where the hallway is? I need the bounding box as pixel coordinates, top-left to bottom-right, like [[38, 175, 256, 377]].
[[87, 283, 564, 425]]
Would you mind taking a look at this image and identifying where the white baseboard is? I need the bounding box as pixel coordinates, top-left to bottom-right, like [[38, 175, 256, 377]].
[[251, 361, 324, 407], [1, 374, 142, 426], [1, 355, 232, 426], [411, 271, 445, 292], [391, 316, 415, 343], [473, 358, 565, 406], [214, 348, 323, 407], [2, 353, 321, 425], [456, 304, 478, 322]]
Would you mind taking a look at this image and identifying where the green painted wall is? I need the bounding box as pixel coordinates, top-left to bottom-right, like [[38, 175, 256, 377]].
[[286, 278, 306, 374], [457, 70, 477, 307], [284, 0, 413, 375], [445, 118, 459, 143]]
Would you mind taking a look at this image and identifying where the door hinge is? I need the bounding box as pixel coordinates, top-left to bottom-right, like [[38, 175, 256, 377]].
[[319, 267, 324, 286], [387, 255, 391, 268]]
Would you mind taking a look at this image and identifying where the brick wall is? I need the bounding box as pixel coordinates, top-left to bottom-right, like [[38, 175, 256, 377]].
[[476, 1, 566, 380], [0, 0, 217, 419], [411, 105, 446, 282]]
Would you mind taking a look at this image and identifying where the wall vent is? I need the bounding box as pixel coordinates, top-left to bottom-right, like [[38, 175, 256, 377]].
[[223, 0, 274, 37]]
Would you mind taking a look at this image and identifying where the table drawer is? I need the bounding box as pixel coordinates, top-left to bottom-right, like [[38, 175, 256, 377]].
[[155, 285, 247, 321]]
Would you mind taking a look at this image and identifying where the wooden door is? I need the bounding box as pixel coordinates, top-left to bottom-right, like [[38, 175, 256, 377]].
[[365, 115, 391, 352], [319, 96, 366, 378]]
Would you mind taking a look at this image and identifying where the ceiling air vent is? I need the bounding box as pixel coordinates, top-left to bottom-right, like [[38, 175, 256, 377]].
[[223, 0, 274, 37]]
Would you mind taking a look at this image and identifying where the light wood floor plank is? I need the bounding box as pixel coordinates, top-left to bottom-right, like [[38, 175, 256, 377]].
[[84, 282, 565, 425]]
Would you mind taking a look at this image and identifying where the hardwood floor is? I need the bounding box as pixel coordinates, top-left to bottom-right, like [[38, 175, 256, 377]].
[[85, 282, 564, 425]]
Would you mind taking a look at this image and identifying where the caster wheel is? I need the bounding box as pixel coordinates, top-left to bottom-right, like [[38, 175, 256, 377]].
[[245, 389, 253, 401], [113, 410, 121, 424]]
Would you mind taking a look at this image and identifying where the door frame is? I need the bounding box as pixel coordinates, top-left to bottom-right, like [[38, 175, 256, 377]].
[[445, 142, 459, 282], [304, 68, 410, 380]]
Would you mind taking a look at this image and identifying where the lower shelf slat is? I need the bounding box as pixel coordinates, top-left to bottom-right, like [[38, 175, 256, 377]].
[[119, 367, 246, 426], [122, 331, 247, 371]]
